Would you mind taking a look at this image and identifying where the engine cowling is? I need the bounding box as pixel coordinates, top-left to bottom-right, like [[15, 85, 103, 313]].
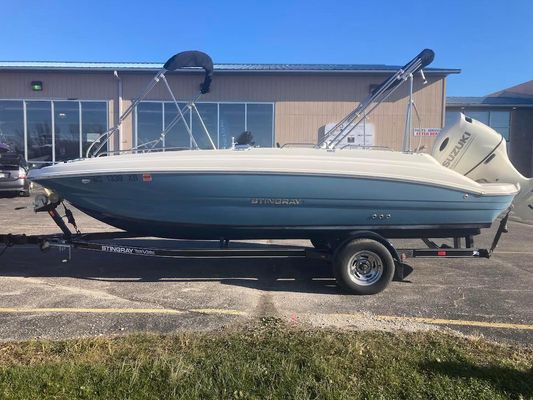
[[432, 113, 532, 225]]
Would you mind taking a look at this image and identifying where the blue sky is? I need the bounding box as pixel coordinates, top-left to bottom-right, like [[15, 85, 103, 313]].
[[1, 0, 531, 96]]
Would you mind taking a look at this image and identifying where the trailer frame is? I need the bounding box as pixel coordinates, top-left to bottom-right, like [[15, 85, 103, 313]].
[[0, 201, 511, 295]]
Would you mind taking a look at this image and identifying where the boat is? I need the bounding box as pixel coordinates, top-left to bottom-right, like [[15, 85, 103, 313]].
[[29, 147, 518, 240], [17, 49, 533, 295], [28, 49, 527, 242]]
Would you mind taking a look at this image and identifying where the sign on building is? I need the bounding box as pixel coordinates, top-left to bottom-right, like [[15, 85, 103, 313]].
[[414, 128, 441, 136], [320, 122, 375, 148]]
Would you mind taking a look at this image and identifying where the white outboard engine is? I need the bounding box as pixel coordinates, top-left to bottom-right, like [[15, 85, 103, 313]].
[[432, 113, 532, 225]]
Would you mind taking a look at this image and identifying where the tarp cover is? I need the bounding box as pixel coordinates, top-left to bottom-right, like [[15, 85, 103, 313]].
[[163, 50, 213, 94]]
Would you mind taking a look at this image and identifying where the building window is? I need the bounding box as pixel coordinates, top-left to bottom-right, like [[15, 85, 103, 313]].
[[445, 110, 511, 140], [444, 111, 460, 128], [192, 103, 218, 149], [0, 101, 24, 155], [163, 102, 190, 149], [489, 111, 510, 140], [136, 102, 163, 149], [54, 101, 81, 162], [219, 104, 245, 149], [27, 101, 53, 163], [136, 101, 274, 149], [1, 100, 107, 163], [247, 104, 274, 147], [466, 111, 490, 125], [81, 102, 108, 157]]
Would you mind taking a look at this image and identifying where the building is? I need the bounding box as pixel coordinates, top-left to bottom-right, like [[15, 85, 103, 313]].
[[446, 80, 533, 177], [0, 58, 459, 165]]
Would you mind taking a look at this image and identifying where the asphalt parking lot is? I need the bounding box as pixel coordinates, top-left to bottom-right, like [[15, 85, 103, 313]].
[[0, 191, 532, 344]]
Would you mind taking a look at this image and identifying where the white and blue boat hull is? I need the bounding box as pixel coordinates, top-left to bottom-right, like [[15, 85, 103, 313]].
[[32, 160, 516, 240]]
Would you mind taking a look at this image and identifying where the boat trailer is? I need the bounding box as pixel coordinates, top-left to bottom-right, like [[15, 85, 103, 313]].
[[0, 200, 511, 295]]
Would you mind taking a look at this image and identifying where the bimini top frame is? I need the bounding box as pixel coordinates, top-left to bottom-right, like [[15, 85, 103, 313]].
[[86, 50, 215, 158], [317, 49, 435, 150], [87, 48, 435, 156]]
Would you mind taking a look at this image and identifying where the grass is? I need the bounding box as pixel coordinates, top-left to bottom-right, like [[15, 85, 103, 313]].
[[0, 319, 531, 399]]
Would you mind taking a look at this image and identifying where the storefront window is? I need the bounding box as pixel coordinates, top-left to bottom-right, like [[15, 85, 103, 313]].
[[27, 101, 53, 163], [137, 101, 273, 150], [54, 101, 80, 161], [136, 102, 163, 149], [466, 111, 489, 125], [162, 102, 190, 149], [219, 103, 245, 149], [0, 101, 24, 154], [489, 111, 510, 140], [81, 102, 108, 156], [444, 111, 460, 128], [445, 109, 511, 141], [247, 104, 273, 147], [192, 103, 218, 149]]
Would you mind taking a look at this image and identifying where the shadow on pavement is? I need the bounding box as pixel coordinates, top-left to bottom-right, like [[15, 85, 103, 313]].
[[0, 239, 349, 295], [0, 193, 23, 199]]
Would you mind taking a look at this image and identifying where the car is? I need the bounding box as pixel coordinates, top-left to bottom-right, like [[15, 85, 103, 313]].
[[0, 151, 32, 197]]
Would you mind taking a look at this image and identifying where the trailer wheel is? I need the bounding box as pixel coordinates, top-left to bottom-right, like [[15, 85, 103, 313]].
[[333, 238, 394, 295]]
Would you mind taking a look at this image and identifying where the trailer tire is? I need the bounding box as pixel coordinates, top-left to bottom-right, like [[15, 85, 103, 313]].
[[333, 238, 394, 295]]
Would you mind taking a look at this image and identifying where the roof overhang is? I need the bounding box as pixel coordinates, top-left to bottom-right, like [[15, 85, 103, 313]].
[[447, 96, 533, 108], [0, 61, 460, 76]]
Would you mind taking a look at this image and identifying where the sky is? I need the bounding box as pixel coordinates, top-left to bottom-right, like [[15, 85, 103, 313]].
[[1, 0, 531, 96]]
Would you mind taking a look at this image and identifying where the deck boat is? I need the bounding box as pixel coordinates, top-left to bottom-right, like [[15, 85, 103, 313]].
[[29, 146, 518, 240], [18, 49, 533, 295], [28, 49, 528, 242]]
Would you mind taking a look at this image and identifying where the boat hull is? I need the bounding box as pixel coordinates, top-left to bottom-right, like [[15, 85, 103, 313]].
[[34, 171, 515, 240]]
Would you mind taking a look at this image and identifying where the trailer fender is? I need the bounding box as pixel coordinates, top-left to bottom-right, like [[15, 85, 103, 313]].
[[336, 231, 400, 262]]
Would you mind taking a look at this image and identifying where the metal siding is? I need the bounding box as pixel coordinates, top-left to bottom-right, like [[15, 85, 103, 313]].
[[0, 71, 116, 99], [0, 70, 446, 153]]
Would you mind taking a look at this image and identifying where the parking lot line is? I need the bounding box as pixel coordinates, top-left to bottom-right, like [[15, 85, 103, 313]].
[[0, 307, 248, 316], [336, 313, 533, 330], [190, 308, 248, 316], [494, 251, 533, 254], [0, 307, 185, 315]]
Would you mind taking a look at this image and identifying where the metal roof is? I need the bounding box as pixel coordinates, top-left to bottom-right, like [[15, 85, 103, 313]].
[[489, 80, 533, 97], [0, 61, 460, 75], [447, 96, 533, 108]]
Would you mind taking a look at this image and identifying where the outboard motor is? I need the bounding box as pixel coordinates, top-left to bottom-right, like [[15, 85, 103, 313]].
[[432, 113, 532, 225]]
